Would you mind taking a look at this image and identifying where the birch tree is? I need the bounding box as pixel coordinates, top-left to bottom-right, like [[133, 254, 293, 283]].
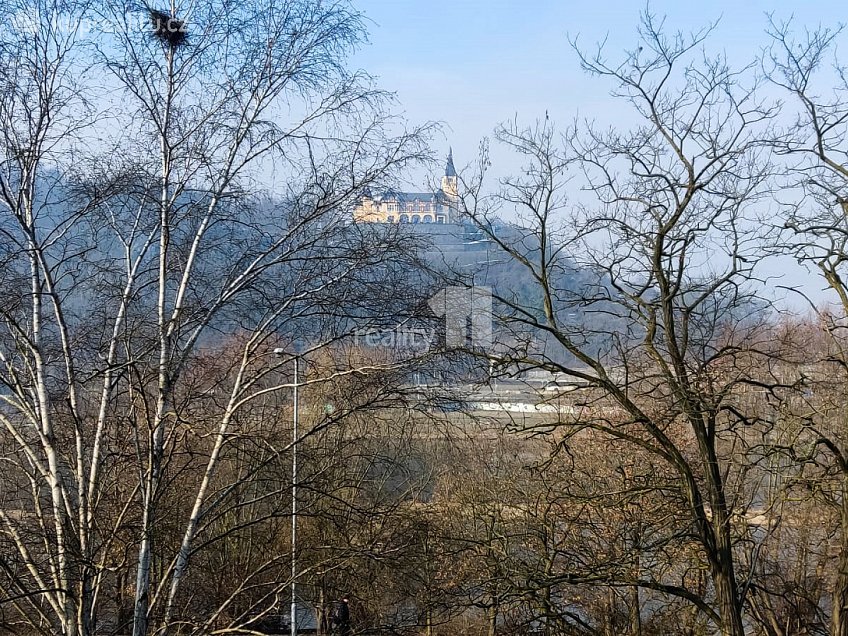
[[0, 0, 431, 634]]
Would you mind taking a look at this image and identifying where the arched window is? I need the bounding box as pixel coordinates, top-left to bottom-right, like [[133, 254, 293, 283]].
[[423, 215, 433, 223], [400, 214, 409, 223], [412, 215, 420, 223], [386, 215, 394, 223]]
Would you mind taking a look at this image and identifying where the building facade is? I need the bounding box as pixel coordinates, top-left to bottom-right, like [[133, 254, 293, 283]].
[[353, 151, 459, 224]]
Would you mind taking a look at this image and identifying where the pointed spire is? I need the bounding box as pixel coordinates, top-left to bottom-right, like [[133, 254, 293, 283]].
[[445, 148, 456, 177]]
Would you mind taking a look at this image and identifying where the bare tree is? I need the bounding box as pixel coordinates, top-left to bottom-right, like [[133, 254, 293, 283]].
[[453, 12, 778, 635], [765, 19, 848, 636], [0, 1, 98, 633], [0, 0, 433, 634]]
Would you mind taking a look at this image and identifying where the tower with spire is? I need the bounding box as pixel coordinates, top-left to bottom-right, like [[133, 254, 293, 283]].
[[441, 148, 458, 199]]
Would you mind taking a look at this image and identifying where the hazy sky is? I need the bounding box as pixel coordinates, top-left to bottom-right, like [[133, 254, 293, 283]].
[[351, 0, 845, 308], [352, 0, 841, 168]]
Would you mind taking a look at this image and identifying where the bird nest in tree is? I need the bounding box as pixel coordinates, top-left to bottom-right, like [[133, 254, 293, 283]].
[[147, 8, 187, 48]]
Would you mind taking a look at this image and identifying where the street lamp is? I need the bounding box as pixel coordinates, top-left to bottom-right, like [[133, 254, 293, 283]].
[[273, 347, 299, 636]]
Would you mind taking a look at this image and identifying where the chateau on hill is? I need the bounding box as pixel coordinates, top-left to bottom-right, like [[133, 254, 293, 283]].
[[353, 151, 459, 224]]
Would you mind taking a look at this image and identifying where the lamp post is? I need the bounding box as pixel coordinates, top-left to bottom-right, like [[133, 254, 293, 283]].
[[273, 347, 298, 636]]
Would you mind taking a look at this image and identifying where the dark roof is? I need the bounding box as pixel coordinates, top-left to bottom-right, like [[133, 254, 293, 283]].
[[445, 148, 456, 177], [376, 191, 440, 203]]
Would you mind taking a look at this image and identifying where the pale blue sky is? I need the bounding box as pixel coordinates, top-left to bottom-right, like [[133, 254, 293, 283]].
[[352, 0, 842, 169], [351, 0, 845, 308]]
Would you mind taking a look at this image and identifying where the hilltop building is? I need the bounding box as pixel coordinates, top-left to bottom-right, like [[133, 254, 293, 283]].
[[353, 151, 459, 224]]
